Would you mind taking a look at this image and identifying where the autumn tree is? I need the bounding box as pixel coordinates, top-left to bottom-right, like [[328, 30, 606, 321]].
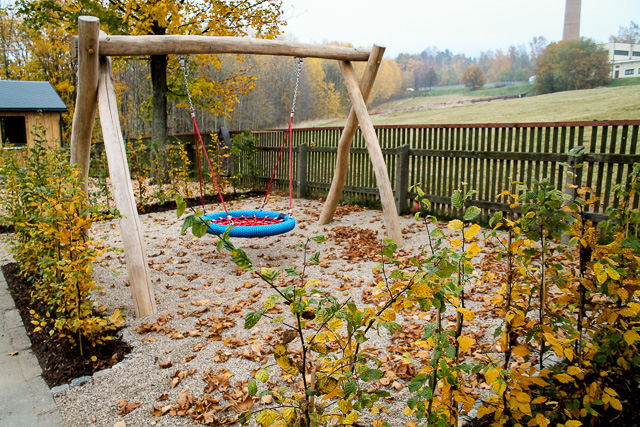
[[461, 64, 485, 90], [368, 59, 402, 105], [485, 49, 512, 82], [425, 67, 438, 89], [0, 4, 77, 140], [18, 0, 285, 145], [534, 38, 610, 95], [0, 3, 27, 79]]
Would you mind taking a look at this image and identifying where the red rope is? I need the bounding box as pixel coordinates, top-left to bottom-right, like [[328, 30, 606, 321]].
[[288, 116, 293, 213], [191, 113, 231, 218], [261, 113, 294, 211], [191, 112, 205, 211]]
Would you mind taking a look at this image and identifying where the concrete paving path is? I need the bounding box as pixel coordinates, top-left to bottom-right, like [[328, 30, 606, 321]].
[[0, 267, 64, 426]]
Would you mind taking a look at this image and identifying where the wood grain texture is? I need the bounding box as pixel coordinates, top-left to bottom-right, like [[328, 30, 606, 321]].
[[319, 44, 385, 225], [0, 112, 62, 148], [92, 35, 372, 61], [70, 16, 100, 194], [98, 56, 156, 318], [339, 60, 403, 247]]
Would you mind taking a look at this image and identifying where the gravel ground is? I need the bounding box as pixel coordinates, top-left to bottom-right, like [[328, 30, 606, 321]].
[[0, 195, 503, 427]]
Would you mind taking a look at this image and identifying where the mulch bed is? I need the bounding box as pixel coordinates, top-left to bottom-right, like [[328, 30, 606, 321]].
[[2, 262, 132, 387]]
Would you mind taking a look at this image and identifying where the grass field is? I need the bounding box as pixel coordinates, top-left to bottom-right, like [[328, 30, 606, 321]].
[[316, 79, 640, 127]]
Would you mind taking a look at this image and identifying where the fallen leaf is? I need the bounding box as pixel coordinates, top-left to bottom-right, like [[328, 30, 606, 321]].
[[222, 393, 254, 413], [117, 399, 142, 415]]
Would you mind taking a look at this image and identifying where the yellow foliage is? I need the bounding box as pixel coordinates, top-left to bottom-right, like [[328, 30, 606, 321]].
[[450, 238, 463, 249], [457, 336, 475, 353], [274, 344, 299, 376], [448, 219, 464, 231], [623, 329, 640, 345], [464, 224, 481, 240]]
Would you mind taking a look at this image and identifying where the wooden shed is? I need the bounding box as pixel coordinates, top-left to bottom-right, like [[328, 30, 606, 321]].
[[0, 80, 67, 149]]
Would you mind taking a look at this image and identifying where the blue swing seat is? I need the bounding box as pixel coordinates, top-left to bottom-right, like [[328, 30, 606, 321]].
[[202, 210, 295, 238]]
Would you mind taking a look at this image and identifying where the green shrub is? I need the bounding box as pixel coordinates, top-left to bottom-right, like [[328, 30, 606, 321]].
[[0, 124, 124, 353]]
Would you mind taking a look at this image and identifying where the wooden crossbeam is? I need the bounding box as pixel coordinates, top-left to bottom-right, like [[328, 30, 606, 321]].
[[71, 35, 371, 61]]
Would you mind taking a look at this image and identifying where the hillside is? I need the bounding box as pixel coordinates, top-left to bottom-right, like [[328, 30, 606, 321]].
[[312, 81, 640, 127]]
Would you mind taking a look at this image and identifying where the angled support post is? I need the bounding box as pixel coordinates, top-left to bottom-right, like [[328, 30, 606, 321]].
[[338, 61, 404, 247], [319, 44, 385, 225], [98, 56, 156, 317]]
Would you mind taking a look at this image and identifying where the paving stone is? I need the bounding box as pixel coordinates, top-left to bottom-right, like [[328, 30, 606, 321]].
[[50, 384, 70, 394], [0, 290, 13, 307], [93, 367, 112, 379], [7, 325, 31, 351], [3, 309, 23, 330], [0, 267, 64, 427], [70, 375, 92, 387], [18, 349, 42, 380]]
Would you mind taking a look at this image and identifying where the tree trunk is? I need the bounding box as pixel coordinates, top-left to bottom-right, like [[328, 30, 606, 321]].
[[150, 54, 168, 148]]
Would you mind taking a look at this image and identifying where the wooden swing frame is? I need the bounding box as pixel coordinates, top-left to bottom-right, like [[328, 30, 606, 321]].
[[70, 16, 403, 317]]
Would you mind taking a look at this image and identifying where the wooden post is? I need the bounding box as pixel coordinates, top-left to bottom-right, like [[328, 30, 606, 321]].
[[319, 45, 385, 224], [69, 16, 100, 194], [561, 146, 585, 244], [98, 56, 156, 318], [218, 126, 232, 177], [566, 146, 585, 202], [396, 144, 410, 215], [297, 143, 308, 199], [339, 61, 403, 247]]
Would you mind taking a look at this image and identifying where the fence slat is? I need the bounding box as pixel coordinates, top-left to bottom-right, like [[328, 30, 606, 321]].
[[223, 121, 639, 223]]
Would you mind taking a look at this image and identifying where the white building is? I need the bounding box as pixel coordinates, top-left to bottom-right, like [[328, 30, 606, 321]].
[[602, 42, 640, 78]]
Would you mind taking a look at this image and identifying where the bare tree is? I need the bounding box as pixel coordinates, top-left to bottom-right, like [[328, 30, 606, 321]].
[[609, 21, 640, 44]]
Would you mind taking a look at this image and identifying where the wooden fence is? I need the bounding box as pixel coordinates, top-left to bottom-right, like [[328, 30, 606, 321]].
[[230, 120, 640, 223]]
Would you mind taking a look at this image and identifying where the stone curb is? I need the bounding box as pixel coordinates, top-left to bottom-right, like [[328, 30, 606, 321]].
[[0, 265, 65, 427]]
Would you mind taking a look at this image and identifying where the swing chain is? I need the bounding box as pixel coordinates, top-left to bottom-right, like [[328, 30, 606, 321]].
[[290, 57, 303, 117], [179, 55, 196, 117]]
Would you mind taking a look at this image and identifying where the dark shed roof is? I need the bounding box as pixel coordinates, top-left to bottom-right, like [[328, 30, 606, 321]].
[[0, 80, 68, 112]]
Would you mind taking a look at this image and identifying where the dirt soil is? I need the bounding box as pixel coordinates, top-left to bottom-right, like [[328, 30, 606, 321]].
[[1, 263, 133, 387]]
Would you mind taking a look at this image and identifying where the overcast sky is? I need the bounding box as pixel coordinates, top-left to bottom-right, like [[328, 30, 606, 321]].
[[281, 0, 640, 58]]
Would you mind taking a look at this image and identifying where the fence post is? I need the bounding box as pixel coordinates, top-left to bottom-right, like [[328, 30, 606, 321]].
[[218, 127, 232, 177], [565, 146, 585, 202], [562, 145, 585, 244], [395, 144, 410, 215], [297, 143, 308, 198]]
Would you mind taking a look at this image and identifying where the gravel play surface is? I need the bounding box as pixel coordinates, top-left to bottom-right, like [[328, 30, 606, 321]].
[[1, 195, 503, 426]]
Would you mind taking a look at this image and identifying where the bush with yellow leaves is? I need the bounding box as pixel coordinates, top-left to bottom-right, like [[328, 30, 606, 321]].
[[0, 125, 124, 354]]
